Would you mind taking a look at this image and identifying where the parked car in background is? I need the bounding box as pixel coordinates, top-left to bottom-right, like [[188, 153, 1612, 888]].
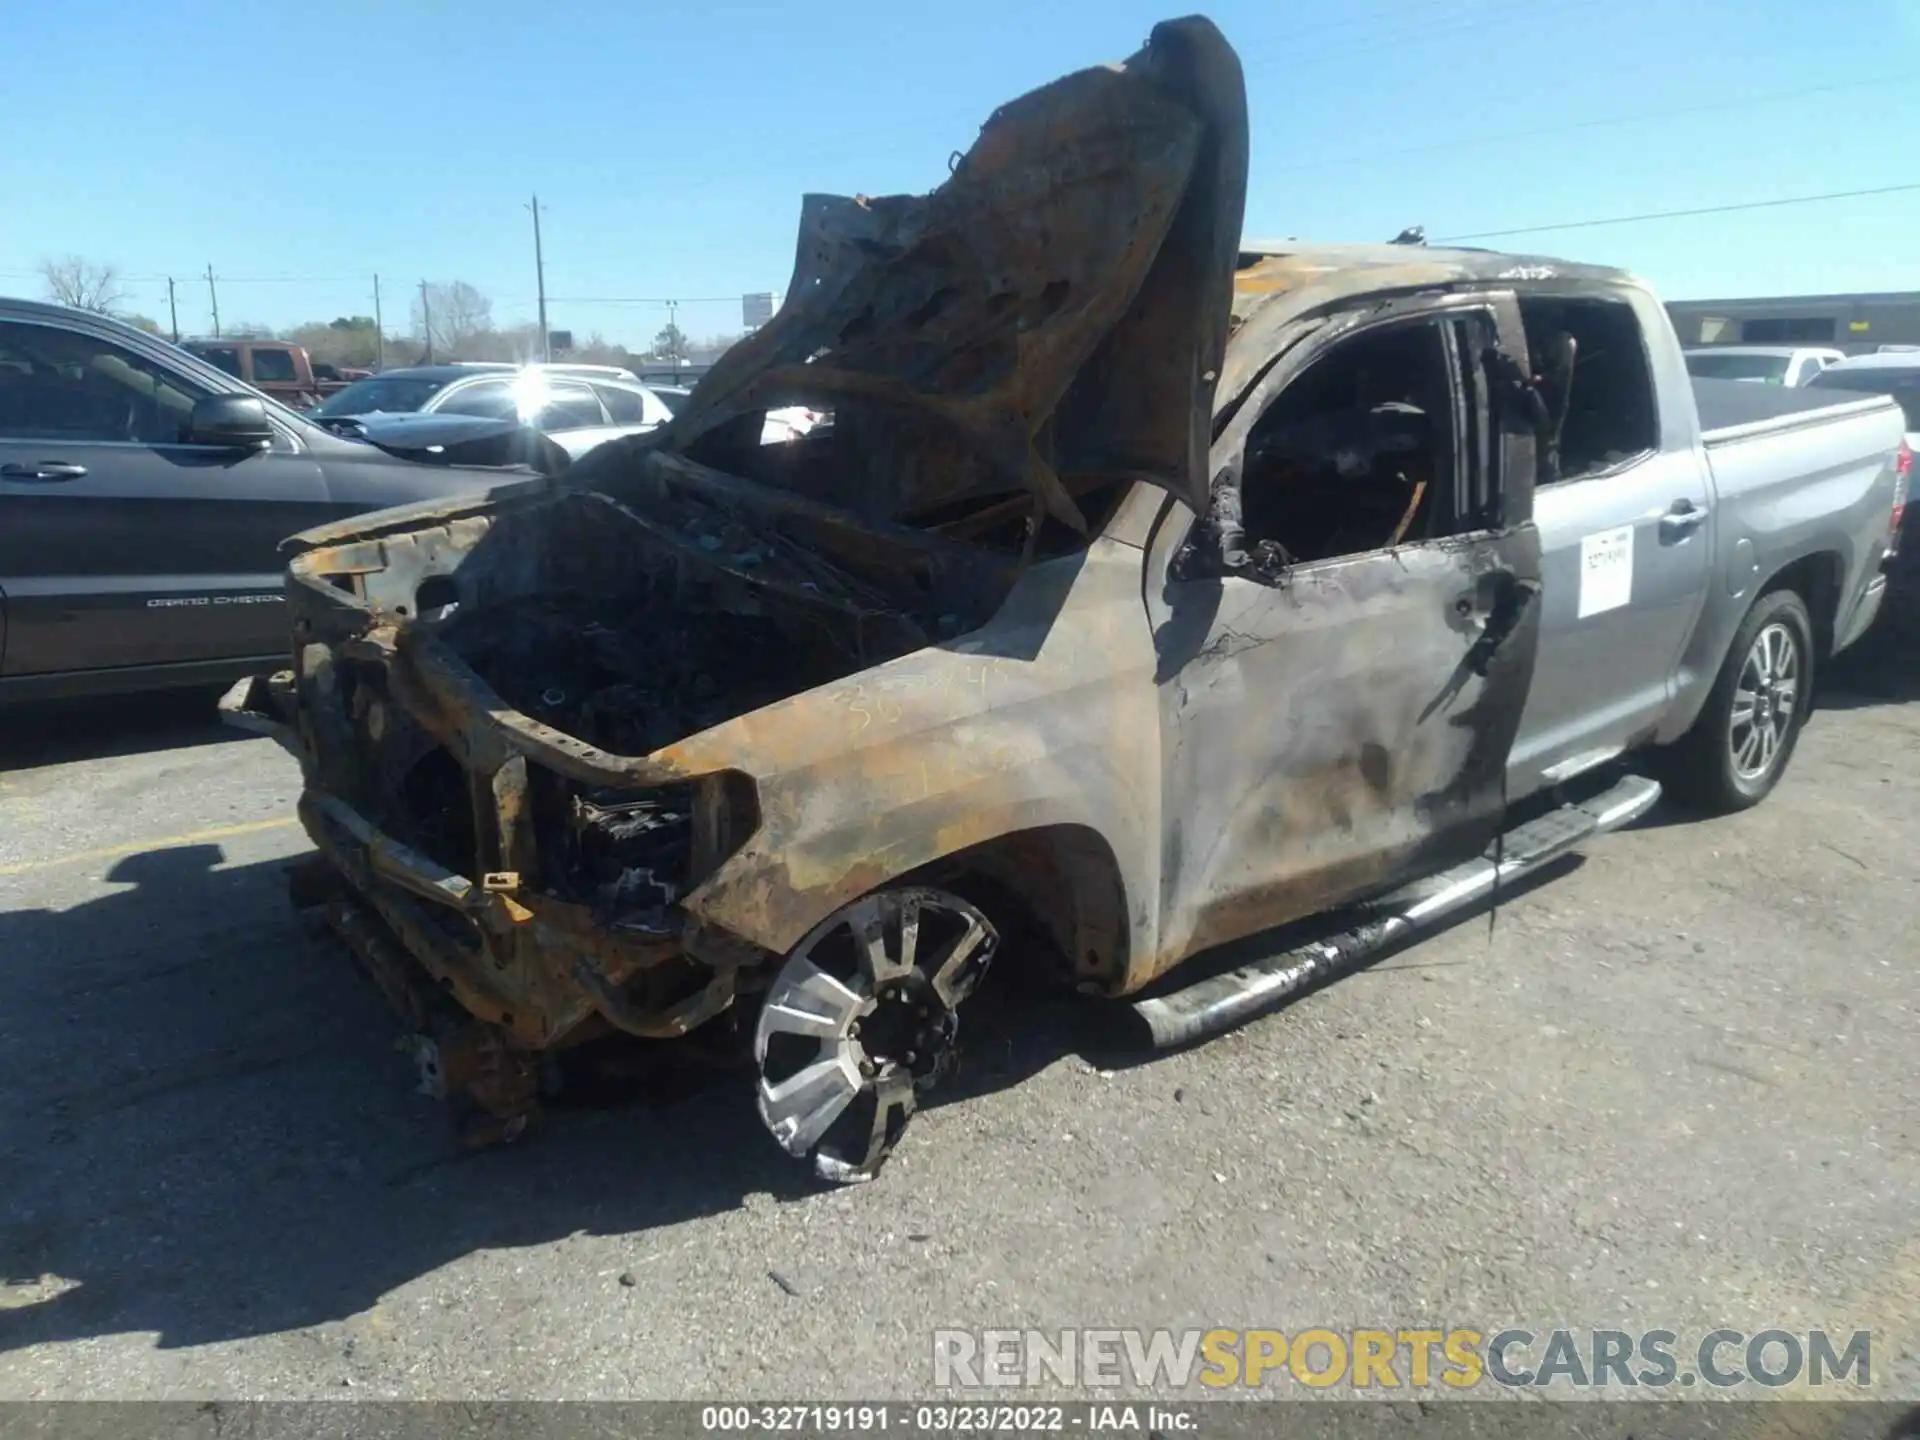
[[314, 361, 373, 385], [181, 337, 347, 410], [1806, 352, 1918, 564], [316, 363, 808, 454], [0, 299, 563, 705], [654, 384, 826, 440], [312, 363, 676, 459], [1683, 345, 1844, 387]]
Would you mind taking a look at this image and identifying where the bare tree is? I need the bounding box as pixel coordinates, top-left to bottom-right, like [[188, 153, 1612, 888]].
[[411, 281, 495, 358], [40, 255, 125, 314]]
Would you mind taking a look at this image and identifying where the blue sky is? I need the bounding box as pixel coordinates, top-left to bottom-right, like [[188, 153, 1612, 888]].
[[3, 0, 1916, 350]]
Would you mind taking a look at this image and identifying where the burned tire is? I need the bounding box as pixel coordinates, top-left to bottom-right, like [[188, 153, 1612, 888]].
[[753, 887, 998, 1184], [1666, 588, 1814, 814]]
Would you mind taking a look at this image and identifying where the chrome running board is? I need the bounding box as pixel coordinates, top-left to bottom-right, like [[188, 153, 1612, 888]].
[[1131, 774, 1662, 1050]]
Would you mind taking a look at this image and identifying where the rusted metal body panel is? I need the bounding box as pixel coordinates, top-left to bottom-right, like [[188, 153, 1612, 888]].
[[227, 17, 1571, 1136], [1146, 527, 1541, 965]]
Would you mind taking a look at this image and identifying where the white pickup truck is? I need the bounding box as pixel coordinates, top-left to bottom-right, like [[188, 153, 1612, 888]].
[[1684, 345, 1845, 388]]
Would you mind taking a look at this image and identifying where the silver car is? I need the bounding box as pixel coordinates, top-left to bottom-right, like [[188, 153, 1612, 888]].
[[314, 364, 676, 459]]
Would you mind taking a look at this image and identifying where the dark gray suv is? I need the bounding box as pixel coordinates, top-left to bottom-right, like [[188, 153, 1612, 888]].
[[0, 300, 557, 705]]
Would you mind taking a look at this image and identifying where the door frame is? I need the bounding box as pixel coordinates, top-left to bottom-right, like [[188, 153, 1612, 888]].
[[1142, 286, 1543, 962]]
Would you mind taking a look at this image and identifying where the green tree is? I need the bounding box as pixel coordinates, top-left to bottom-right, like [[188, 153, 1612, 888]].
[[651, 322, 688, 362]]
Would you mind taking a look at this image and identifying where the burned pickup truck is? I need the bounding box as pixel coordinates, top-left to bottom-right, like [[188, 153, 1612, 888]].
[[223, 16, 1908, 1181]]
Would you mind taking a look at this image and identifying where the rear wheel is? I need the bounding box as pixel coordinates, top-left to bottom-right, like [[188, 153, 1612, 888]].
[[753, 887, 998, 1184], [1666, 589, 1814, 813]]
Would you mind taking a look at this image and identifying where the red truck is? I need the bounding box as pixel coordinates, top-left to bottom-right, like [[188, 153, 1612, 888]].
[[180, 338, 358, 411]]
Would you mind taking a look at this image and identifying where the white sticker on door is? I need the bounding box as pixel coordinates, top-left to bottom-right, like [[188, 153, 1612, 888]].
[[1577, 525, 1634, 619]]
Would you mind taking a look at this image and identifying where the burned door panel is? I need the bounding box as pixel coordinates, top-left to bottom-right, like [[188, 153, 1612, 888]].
[[1145, 295, 1541, 969]]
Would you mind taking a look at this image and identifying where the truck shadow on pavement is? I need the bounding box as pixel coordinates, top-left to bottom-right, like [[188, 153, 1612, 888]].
[[1819, 579, 1920, 710], [0, 689, 249, 771], [4, 827, 1522, 1356], [0, 841, 1087, 1355]]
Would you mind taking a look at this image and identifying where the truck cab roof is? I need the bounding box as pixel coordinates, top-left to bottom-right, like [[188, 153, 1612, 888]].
[[1231, 241, 1626, 311]]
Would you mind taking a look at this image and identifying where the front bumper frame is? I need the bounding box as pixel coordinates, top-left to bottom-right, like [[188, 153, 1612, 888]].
[[218, 663, 743, 1056]]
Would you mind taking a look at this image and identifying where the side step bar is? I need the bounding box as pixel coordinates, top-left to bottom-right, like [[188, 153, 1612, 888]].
[[1130, 774, 1663, 1051]]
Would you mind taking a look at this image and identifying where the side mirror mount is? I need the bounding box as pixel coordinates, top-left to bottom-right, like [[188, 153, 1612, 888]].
[[188, 395, 274, 450]]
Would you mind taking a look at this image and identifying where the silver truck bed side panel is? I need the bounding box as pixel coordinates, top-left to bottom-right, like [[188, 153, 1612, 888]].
[[1511, 288, 1902, 797], [1692, 375, 1890, 441], [1659, 390, 1904, 743]]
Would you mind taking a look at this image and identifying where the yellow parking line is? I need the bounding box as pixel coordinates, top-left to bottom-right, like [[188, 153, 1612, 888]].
[[0, 817, 302, 880]]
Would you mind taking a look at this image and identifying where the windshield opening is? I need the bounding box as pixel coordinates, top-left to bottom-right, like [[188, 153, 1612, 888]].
[[312, 376, 446, 417]]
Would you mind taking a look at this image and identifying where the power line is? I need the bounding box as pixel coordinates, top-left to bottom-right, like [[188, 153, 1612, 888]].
[[542, 295, 742, 304], [194, 274, 365, 284], [1268, 72, 1908, 175], [1437, 181, 1920, 242]]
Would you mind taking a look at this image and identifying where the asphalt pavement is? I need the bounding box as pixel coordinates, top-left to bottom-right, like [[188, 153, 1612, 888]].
[[1, 609, 1916, 1403]]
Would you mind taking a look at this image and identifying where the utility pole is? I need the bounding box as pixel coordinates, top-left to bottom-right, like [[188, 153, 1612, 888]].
[[205, 264, 220, 338], [372, 273, 385, 371], [419, 279, 433, 363], [666, 299, 679, 367], [166, 277, 179, 343], [527, 194, 549, 362]]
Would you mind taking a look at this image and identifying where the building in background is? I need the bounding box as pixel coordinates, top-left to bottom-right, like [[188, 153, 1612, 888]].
[[1667, 290, 1920, 354]]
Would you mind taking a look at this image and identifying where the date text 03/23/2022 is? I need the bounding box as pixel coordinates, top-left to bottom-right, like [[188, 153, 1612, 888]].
[[699, 1403, 1198, 1434]]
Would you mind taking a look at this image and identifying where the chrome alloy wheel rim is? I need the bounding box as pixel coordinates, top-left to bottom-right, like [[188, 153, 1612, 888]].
[[1730, 620, 1800, 783], [754, 888, 996, 1183]]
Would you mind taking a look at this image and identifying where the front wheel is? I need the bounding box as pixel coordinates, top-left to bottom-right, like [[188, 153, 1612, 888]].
[[753, 887, 998, 1184], [1666, 588, 1814, 814]]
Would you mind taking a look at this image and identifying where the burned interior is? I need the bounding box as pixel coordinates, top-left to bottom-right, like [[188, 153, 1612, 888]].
[[1517, 294, 1659, 482], [1236, 320, 1458, 564], [1179, 305, 1505, 582]]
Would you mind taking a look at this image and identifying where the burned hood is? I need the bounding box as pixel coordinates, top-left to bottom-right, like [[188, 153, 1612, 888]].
[[651, 16, 1247, 527]]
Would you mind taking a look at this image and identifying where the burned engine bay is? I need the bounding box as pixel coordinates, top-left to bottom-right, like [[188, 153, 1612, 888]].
[[257, 454, 1030, 1145], [380, 467, 1011, 923], [236, 13, 1250, 1161]]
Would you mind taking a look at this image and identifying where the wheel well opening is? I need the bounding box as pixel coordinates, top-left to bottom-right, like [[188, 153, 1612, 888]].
[[1761, 551, 1842, 658], [907, 825, 1130, 992]]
